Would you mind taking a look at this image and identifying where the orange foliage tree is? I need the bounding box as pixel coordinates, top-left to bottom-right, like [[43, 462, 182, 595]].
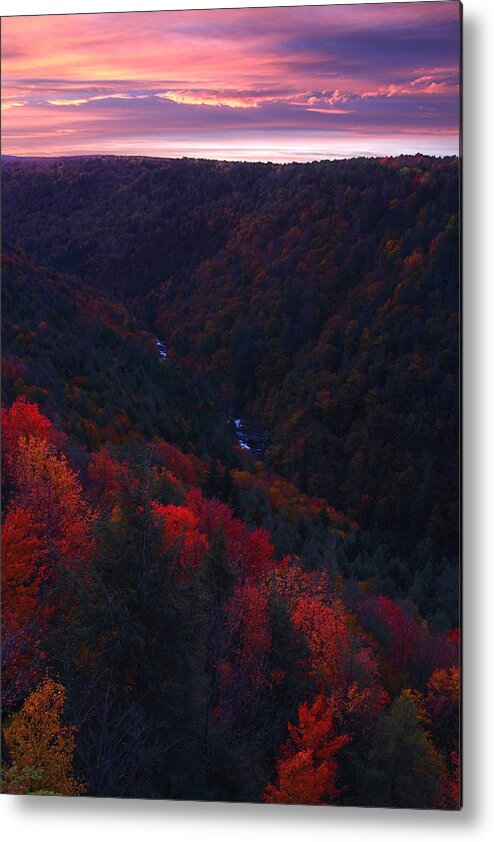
[[3, 399, 93, 565], [292, 595, 378, 694], [2, 399, 94, 704], [9, 435, 93, 562], [426, 665, 460, 755], [2, 675, 85, 795]]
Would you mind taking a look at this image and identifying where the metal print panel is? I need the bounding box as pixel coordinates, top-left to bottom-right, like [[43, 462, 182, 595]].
[[1, 2, 461, 808]]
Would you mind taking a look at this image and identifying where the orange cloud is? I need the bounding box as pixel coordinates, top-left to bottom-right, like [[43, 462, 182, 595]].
[[1, 100, 28, 111], [157, 91, 258, 109]]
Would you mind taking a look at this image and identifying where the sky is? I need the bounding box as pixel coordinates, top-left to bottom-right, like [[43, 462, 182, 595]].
[[1, 2, 461, 162]]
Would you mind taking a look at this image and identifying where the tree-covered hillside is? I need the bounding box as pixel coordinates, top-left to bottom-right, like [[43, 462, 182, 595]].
[[1, 156, 460, 806], [2, 155, 460, 622], [1, 248, 228, 459]]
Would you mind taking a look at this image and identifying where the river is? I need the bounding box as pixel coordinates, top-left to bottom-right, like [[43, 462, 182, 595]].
[[156, 336, 268, 457], [156, 338, 167, 359], [232, 415, 269, 458]]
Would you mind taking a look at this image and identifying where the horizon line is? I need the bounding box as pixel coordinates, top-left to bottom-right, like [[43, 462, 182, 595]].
[[2, 150, 460, 164]]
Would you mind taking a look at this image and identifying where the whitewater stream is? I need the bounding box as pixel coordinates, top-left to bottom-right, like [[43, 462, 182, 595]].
[[156, 338, 168, 359], [232, 416, 269, 457], [155, 336, 268, 457], [233, 417, 252, 451]]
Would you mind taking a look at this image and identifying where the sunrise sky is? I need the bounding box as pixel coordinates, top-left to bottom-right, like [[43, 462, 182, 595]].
[[1, 2, 461, 162]]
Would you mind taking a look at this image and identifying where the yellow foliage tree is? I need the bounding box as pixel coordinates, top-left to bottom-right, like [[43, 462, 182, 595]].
[[3, 676, 85, 796]]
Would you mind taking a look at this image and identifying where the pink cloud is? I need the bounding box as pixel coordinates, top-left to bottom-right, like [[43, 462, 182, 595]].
[[1, 3, 460, 161]]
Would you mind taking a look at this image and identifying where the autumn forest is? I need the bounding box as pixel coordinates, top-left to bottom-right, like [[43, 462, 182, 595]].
[[1, 153, 460, 807]]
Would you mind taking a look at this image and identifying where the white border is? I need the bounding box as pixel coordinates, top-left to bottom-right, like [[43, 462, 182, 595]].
[[0, 0, 468, 16]]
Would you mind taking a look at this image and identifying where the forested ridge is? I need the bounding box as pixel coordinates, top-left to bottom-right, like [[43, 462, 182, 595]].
[[1, 154, 460, 806]]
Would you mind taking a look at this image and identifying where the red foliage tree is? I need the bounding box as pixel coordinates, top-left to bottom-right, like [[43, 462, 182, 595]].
[[442, 750, 460, 810], [218, 580, 272, 720], [87, 447, 130, 510], [265, 695, 349, 805], [2, 397, 60, 459], [186, 488, 274, 578], [152, 501, 208, 570], [152, 438, 203, 487], [1, 509, 50, 703], [3, 399, 93, 566]]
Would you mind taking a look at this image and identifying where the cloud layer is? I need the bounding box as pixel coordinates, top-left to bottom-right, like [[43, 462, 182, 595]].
[[1, 3, 461, 161]]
